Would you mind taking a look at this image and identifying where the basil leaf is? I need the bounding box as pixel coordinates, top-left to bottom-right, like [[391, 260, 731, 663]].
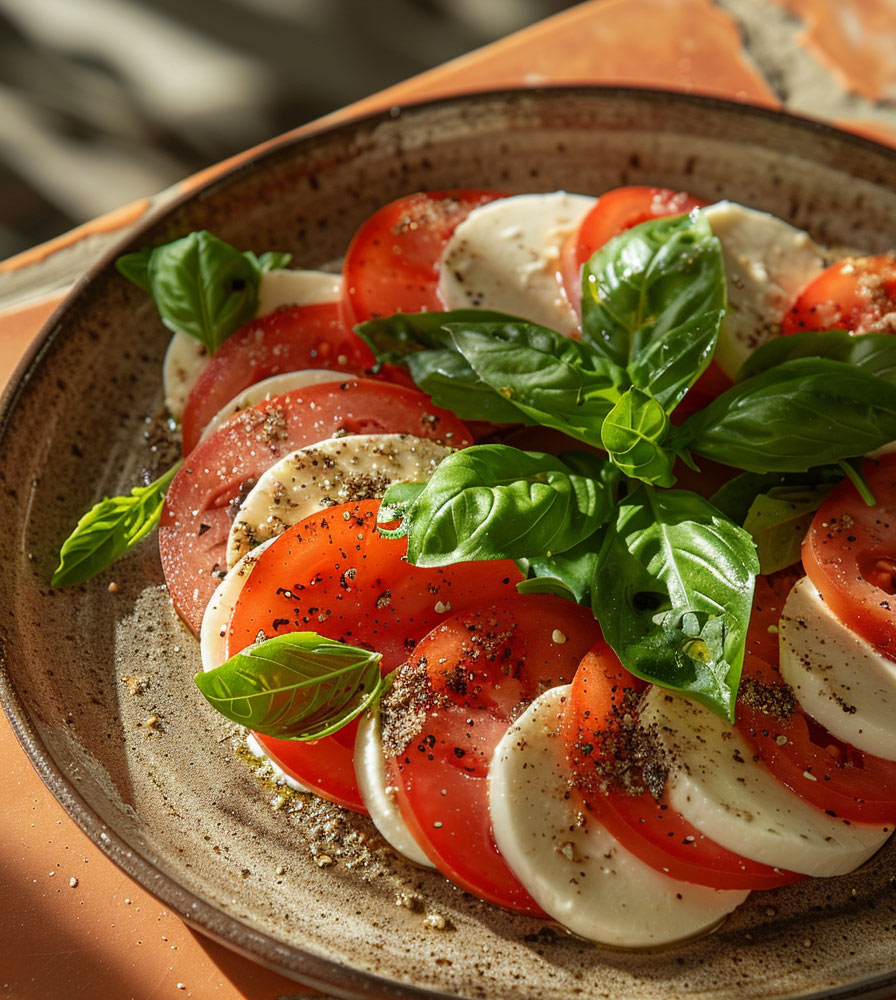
[[244, 250, 292, 272], [386, 444, 615, 567], [710, 466, 844, 524], [115, 247, 153, 292], [355, 309, 518, 364], [742, 485, 835, 574], [581, 211, 725, 371], [447, 321, 626, 445], [592, 486, 759, 721], [376, 481, 425, 539], [194, 632, 385, 740], [517, 533, 602, 604], [601, 387, 676, 486], [52, 462, 182, 586], [738, 330, 896, 384], [682, 358, 896, 472]]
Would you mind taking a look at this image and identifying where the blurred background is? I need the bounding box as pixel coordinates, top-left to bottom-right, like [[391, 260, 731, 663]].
[[0, 0, 578, 260]]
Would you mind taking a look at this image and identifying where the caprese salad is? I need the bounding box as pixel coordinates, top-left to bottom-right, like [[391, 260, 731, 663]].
[[53, 185, 896, 948]]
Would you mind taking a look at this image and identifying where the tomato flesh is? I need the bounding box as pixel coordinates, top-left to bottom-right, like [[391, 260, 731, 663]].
[[342, 189, 504, 322], [802, 455, 896, 657], [565, 643, 802, 890], [226, 501, 523, 812], [384, 596, 603, 912], [160, 380, 474, 633], [781, 254, 896, 336]]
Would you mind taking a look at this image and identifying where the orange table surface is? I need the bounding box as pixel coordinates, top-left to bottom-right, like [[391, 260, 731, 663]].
[[3, 1, 896, 998]]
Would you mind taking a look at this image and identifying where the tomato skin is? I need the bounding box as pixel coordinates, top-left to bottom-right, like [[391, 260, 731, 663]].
[[160, 380, 474, 634], [226, 501, 523, 812], [180, 302, 412, 454], [342, 189, 504, 322], [385, 596, 604, 913], [736, 653, 896, 823], [565, 643, 803, 890], [745, 568, 803, 665], [781, 254, 896, 336], [802, 455, 896, 658]]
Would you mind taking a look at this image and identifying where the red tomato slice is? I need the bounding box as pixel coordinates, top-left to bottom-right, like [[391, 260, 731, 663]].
[[803, 455, 896, 657], [227, 501, 523, 813], [180, 302, 411, 454], [736, 653, 896, 823], [342, 189, 504, 322], [160, 380, 473, 634], [744, 568, 802, 665], [384, 596, 603, 912], [781, 254, 896, 335], [564, 643, 803, 890]]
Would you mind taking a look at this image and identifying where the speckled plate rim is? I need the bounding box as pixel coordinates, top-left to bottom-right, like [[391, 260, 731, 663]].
[[4, 85, 896, 1000]]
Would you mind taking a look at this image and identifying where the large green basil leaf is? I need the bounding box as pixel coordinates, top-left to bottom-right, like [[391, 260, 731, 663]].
[[52, 461, 182, 586], [742, 485, 836, 574], [383, 444, 615, 567], [446, 321, 627, 445], [592, 486, 759, 721], [601, 387, 676, 486], [355, 309, 517, 363], [580, 211, 725, 373], [194, 632, 385, 740], [737, 330, 896, 384], [681, 357, 896, 472], [517, 533, 603, 604], [710, 466, 845, 524]]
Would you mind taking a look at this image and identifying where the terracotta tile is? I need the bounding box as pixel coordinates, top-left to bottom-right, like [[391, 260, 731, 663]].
[[0, 295, 64, 387], [771, 0, 896, 102], [835, 116, 896, 148]]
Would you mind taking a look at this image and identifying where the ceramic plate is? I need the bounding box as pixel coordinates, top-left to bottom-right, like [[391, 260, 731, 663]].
[[3, 88, 896, 1000]]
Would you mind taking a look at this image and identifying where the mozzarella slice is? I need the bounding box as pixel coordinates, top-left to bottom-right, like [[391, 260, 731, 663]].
[[226, 432, 450, 568], [199, 370, 347, 443], [638, 686, 891, 876], [437, 192, 595, 336], [779, 576, 896, 760], [354, 706, 435, 868], [703, 202, 826, 379], [163, 268, 343, 418], [489, 686, 748, 947]]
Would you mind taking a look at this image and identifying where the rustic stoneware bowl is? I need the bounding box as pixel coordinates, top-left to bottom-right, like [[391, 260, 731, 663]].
[[3, 88, 896, 1000]]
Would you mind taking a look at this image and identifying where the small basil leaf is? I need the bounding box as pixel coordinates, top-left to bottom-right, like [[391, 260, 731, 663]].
[[146, 231, 261, 353], [244, 250, 293, 272], [356, 309, 520, 364], [710, 466, 845, 524], [447, 321, 627, 446], [52, 461, 182, 586], [517, 533, 602, 605], [376, 481, 426, 539], [601, 387, 676, 486], [581, 211, 725, 370], [405, 349, 534, 424], [737, 330, 896, 384], [115, 247, 153, 292], [194, 632, 385, 740], [682, 358, 896, 472], [742, 485, 835, 574], [395, 444, 615, 567], [592, 486, 759, 721]]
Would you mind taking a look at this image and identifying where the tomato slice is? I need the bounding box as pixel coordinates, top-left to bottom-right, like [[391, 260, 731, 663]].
[[342, 189, 504, 322], [781, 254, 896, 335], [226, 501, 523, 812], [736, 653, 896, 823], [564, 643, 803, 890], [745, 568, 802, 665], [802, 455, 896, 657], [383, 596, 603, 912], [160, 380, 473, 633], [180, 302, 411, 454]]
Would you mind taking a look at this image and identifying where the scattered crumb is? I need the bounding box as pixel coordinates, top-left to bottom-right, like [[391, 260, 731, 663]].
[[69, 877, 78, 888], [108, 581, 119, 593]]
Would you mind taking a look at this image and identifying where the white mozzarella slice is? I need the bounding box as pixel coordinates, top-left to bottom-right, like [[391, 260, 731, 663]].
[[489, 686, 748, 947], [354, 706, 435, 868], [779, 576, 896, 760], [703, 201, 826, 379], [199, 537, 276, 672], [638, 686, 891, 876], [199, 370, 347, 443], [163, 268, 343, 418], [226, 432, 450, 568], [437, 192, 595, 336]]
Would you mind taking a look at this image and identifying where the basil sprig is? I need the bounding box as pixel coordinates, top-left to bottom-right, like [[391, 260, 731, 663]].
[[52, 462, 181, 587], [379, 444, 617, 566], [737, 329, 896, 383], [194, 632, 386, 739], [117, 232, 291, 355], [592, 487, 759, 721]]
